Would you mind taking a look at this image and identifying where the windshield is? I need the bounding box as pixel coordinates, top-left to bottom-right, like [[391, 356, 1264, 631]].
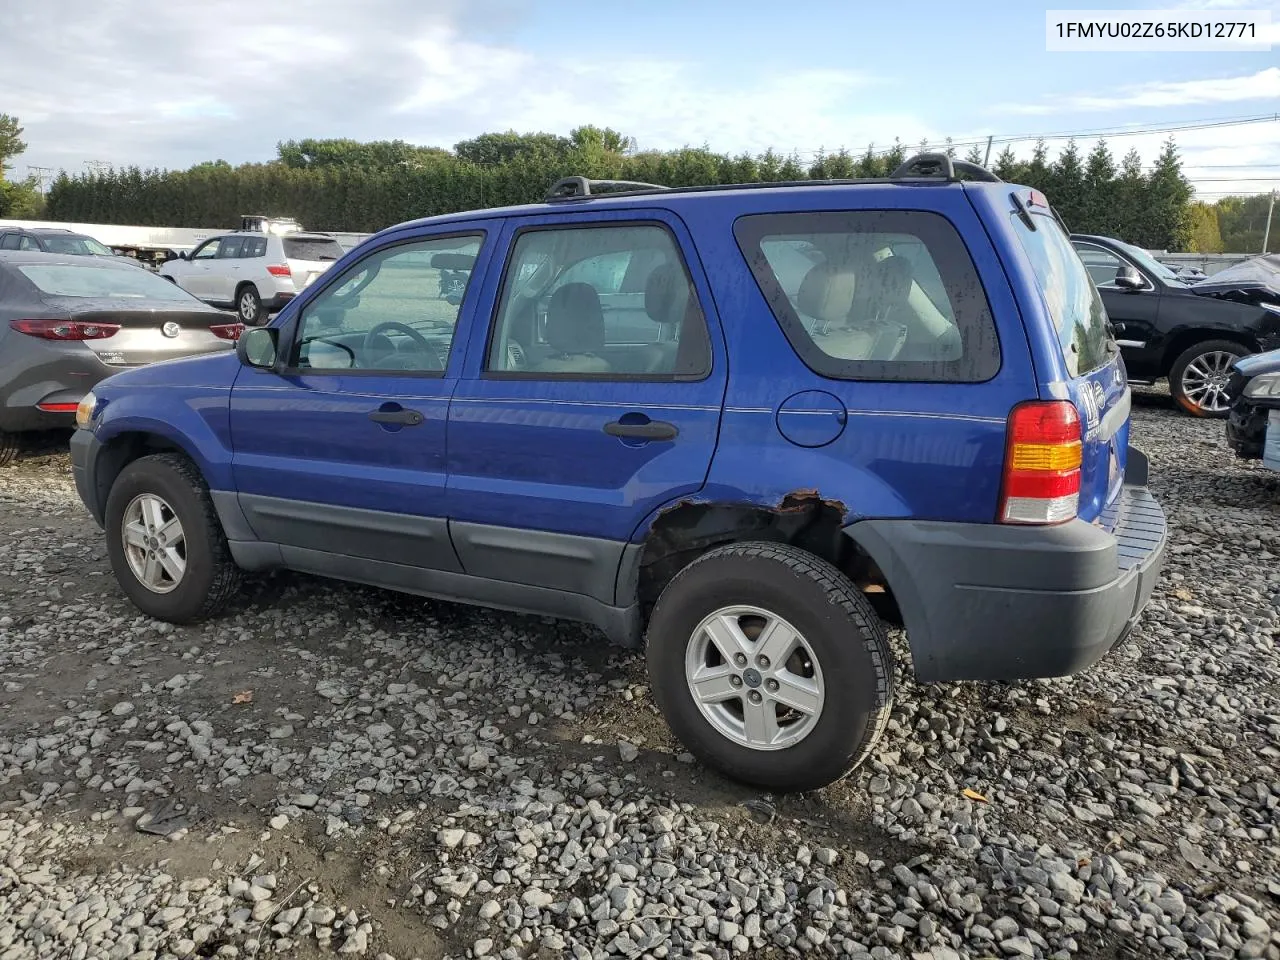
[[38, 234, 100, 256], [1115, 240, 1184, 284], [19, 263, 201, 301]]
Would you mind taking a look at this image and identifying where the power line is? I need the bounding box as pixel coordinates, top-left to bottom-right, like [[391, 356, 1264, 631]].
[[793, 112, 1280, 161]]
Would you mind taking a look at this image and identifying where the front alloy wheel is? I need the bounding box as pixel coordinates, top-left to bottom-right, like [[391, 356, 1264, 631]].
[[121, 493, 186, 593]]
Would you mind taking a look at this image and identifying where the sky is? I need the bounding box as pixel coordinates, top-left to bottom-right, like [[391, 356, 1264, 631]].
[[2, 0, 1278, 200]]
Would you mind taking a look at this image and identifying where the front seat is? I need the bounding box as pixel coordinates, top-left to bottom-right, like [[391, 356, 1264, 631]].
[[533, 283, 611, 374], [639, 263, 684, 374]]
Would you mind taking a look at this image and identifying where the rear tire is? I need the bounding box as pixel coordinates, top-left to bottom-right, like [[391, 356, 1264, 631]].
[[104, 453, 241, 623], [646, 541, 894, 792], [237, 284, 263, 325], [0, 430, 18, 467], [1169, 339, 1249, 418]]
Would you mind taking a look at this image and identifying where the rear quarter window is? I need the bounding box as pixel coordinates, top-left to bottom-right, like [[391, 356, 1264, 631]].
[[1010, 213, 1111, 378], [734, 210, 1000, 383]]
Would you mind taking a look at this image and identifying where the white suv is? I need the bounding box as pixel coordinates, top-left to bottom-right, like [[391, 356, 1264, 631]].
[[159, 232, 345, 324]]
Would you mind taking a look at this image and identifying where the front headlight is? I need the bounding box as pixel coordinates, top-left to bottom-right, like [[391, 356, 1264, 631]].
[[1244, 373, 1280, 399], [75, 391, 97, 429]]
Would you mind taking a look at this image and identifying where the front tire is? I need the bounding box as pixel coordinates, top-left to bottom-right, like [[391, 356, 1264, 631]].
[[104, 453, 241, 623], [646, 541, 894, 792], [1169, 339, 1249, 418], [237, 284, 263, 325]]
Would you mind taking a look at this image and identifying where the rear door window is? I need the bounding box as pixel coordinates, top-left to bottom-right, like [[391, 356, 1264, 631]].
[[283, 237, 344, 262], [1011, 214, 1112, 378], [240, 236, 267, 258], [217, 237, 244, 258], [734, 210, 1000, 382]]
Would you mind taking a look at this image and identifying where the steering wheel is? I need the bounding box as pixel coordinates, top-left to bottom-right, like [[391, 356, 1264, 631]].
[[361, 321, 440, 370]]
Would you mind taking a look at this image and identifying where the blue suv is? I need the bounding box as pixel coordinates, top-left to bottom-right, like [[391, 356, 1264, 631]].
[[69, 155, 1167, 791]]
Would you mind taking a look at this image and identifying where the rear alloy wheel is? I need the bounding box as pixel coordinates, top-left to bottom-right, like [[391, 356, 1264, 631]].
[[646, 541, 894, 791], [237, 285, 263, 325], [1169, 339, 1249, 418], [105, 453, 241, 623], [0, 429, 18, 467]]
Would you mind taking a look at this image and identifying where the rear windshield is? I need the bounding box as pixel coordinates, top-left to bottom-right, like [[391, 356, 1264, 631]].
[[1011, 212, 1111, 378], [283, 237, 343, 262], [18, 263, 198, 301], [734, 210, 1000, 383]]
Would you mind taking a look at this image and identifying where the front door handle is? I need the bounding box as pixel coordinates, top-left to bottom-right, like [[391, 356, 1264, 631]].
[[369, 408, 424, 426], [604, 419, 678, 441]]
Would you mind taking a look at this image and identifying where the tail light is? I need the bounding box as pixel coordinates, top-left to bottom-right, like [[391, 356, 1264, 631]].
[[210, 322, 244, 341], [10, 319, 120, 341], [998, 400, 1082, 524], [266, 264, 292, 277], [37, 402, 81, 413]]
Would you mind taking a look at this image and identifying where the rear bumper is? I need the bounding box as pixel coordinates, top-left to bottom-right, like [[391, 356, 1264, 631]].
[[847, 446, 1167, 683], [262, 292, 295, 312]]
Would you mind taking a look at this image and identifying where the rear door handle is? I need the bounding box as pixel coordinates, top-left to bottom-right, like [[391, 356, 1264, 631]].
[[369, 408, 424, 426], [604, 419, 678, 441]]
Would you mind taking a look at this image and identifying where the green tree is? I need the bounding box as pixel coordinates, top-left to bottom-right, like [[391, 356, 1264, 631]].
[[1187, 201, 1224, 253], [453, 131, 571, 166], [992, 145, 1025, 182], [1143, 137, 1193, 250], [1080, 139, 1117, 235], [0, 113, 26, 174], [1047, 139, 1085, 228]]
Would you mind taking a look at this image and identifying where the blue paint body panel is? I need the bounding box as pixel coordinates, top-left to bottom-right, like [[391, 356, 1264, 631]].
[[75, 175, 1160, 670]]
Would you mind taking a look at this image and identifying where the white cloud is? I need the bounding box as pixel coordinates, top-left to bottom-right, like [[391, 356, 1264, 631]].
[[998, 67, 1280, 115], [0, 0, 921, 177]]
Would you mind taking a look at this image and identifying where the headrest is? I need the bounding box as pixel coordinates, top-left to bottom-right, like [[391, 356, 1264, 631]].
[[796, 263, 857, 327], [545, 282, 604, 353], [644, 263, 690, 325]]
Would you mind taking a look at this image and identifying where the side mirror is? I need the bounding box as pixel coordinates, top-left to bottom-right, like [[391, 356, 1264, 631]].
[[179, 252, 189, 260], [1114, 264, 1145, 291], [237, 327, 279, 369]]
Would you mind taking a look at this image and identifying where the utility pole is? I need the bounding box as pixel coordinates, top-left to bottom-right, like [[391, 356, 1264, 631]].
[[26, 165, 53, 194], [1264, 189, 1276, 255], [982, 135, 994, 167]]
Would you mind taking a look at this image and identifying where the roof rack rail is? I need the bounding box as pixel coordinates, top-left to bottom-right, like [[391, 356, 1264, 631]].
[[545, 176, 670, 201], [890, 152, 1002, 183]]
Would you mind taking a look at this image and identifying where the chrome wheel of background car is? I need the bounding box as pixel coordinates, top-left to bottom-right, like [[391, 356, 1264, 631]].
[[121, 493, 187, 594], [684, 605, 825, 751], [239, 290, 258, 322], [1180, 350, 1237, 414]]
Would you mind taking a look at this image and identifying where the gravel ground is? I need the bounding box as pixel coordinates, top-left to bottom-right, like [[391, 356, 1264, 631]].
[[1, 394, 1278, 960]]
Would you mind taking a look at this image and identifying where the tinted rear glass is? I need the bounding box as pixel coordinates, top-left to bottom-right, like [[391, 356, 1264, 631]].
[[283, 237, 343, 262], [18, 264, 199, 301], [1011, 213, 1111, 378], [734, 210, 1000, 382]]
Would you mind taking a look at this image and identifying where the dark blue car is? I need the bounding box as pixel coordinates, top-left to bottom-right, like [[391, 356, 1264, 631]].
[[68, 155, 1167, 791]]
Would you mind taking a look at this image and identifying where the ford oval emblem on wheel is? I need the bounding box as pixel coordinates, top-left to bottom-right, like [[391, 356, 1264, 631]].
[[162, 321, 180, 338]]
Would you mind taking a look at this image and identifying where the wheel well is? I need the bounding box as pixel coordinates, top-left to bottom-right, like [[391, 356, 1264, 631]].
[[636, 494, 900, 623], [235, 281, 258, 300], [90, 432, 193, 519], [1160, 329, 1256, 375]]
